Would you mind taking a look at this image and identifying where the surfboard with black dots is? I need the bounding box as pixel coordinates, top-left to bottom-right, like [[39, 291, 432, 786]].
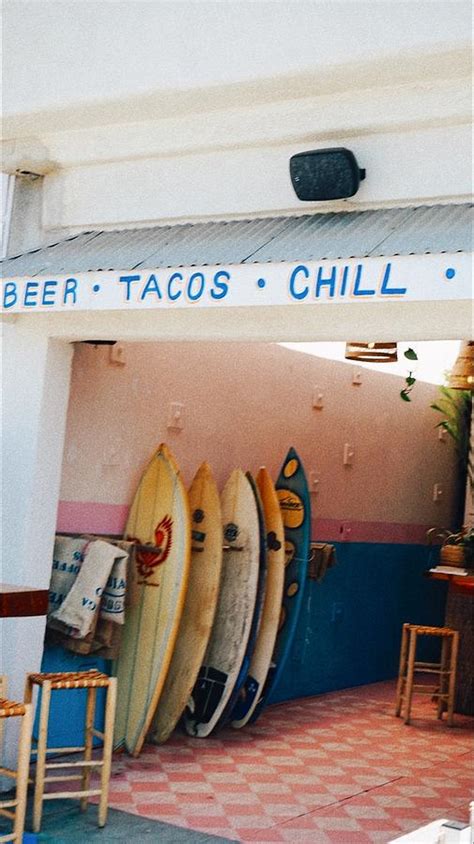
[[184, 468, 259, 738], [249, 447, 311, 723], [231, 466, 285, 728], [215, 471, 268, 730]]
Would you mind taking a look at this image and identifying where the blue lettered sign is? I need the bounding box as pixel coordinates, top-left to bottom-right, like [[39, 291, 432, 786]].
[[1, 254, 470, 314]]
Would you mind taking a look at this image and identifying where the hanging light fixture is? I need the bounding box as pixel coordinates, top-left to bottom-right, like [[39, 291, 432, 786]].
[[81, 340, 117, 346], [447, 341, 474, 390], [344, 342, 398, 363]]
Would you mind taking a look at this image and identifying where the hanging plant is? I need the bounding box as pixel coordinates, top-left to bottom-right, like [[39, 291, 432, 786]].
[[400, 348, 418, 402]]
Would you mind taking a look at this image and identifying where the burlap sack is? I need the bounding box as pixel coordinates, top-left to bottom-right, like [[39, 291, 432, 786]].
[[47, 536, 89, 618], [50, 539, 128, 638], [99, 552, 127, 624]]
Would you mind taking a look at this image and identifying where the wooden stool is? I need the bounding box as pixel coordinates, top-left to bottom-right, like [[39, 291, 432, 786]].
[[395, 624, 459, 725], [24, 669, 117, 833], [0, 678, 33, 844]]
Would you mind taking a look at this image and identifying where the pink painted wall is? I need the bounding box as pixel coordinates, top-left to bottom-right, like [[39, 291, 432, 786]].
[[58, 342, 459, 542]]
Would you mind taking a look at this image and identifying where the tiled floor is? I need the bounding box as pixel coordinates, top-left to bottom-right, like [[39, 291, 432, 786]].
[[106, 680, 473, 842]]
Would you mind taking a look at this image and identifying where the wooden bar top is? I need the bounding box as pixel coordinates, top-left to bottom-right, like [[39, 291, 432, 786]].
[[426, 567, 474, 590], [426, 567, 474, 714], [0, 583, 49, 618]]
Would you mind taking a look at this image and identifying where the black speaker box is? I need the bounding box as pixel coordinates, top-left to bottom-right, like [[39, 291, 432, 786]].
[[289, 148, 365, 201]]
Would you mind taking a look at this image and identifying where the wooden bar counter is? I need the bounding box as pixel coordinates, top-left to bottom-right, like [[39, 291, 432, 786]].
[[0, 584, 49, 618], [426, 567, 474, 716]]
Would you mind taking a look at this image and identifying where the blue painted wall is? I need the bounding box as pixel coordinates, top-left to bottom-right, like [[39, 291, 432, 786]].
[[33, 647, 110, 747], [269, 542, 447, 704], [39, 542, 446, 743]]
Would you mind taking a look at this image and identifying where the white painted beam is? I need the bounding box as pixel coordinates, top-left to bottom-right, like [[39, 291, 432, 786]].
[[9, 77, 471, 170], [7, 298, 473, 343], [42, 125, 472, 232]]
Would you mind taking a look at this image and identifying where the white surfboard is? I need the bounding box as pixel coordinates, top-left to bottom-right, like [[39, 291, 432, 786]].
[[184, 468, 259, 738], [231, 466, 285, 727]]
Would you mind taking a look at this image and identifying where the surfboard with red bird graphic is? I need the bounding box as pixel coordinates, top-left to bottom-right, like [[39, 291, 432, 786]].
[[114, 443, 191, 756]]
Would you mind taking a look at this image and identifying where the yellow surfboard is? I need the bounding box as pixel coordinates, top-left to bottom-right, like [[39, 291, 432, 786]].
[[151, 462, 223, 744], [114, 443, 191, 756], [231, 466, 285, 728]]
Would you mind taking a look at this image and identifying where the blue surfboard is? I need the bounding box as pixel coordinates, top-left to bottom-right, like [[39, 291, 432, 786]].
[[249, 447, 311, 723], [216, 472, 268, 730]]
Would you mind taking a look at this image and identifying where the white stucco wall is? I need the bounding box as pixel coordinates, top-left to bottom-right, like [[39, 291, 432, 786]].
[[3, 2, 470, 117], [2, 1, 471, 233], [0, 324, 73, 769]]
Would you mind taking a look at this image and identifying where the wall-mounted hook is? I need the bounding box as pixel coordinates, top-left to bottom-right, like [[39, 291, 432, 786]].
[[167, 402, 185, 431], [312, 388, 324, 409], [343, 444, 355, 466]]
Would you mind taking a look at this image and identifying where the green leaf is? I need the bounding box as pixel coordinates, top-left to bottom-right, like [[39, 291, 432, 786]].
[[406, 376, 416, 386], [400, 390, 411, 402], [404, 348, 418, 361], [444, 423, 460, 441]]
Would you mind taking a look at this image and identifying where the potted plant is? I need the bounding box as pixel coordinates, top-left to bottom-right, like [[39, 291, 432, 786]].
[[439, 526, 474, 568]]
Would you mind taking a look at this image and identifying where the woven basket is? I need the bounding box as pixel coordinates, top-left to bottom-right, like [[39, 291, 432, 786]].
[[440, 544, 465, 566]]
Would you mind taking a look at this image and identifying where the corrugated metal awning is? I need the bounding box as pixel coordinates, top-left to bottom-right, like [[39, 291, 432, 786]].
[[1, 203, 472, 278]]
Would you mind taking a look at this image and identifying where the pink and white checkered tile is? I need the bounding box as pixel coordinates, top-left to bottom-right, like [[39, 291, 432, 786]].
[[106, 680, 474, 842]]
